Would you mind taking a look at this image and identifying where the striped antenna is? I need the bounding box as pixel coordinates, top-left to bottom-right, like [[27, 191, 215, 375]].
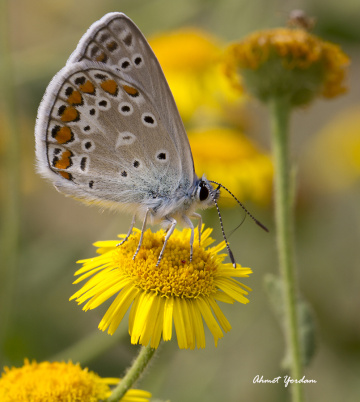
[[209, 180, 269, 232], [207, 183, 236, 268]]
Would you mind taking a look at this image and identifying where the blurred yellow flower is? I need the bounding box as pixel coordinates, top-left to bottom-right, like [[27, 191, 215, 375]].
[[190, 127, 273, 205], [150, 29, 243, 123], [224, 28, 349, 105], [71, 226, 252, 350], [0, 359, 151, 402], [304, 106, 360, 192]]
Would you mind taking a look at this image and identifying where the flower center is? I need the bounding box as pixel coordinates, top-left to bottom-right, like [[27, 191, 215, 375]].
[[113, 229, 219, 298], [0, 360, 112, 402]]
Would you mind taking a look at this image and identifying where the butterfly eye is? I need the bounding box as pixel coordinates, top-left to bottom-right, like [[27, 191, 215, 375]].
[[199, 183, 209, 201]]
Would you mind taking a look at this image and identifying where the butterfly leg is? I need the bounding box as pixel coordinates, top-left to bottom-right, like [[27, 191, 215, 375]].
[[182, 215, 195, 263], [132, 209, 149, 260], [116, 214, 136, 247], [156, 217, 177, 266], [191, 212, 202, 245]]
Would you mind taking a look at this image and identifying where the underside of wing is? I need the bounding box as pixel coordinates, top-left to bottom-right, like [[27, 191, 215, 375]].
[[67, 12, 195, 181], [35, 62, 189, 210]]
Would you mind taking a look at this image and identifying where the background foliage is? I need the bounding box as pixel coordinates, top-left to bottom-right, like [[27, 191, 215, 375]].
[[0, 0, 359, 401]]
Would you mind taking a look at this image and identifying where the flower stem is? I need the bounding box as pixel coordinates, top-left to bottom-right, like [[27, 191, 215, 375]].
[[106, 344, 156, 402], [270, 96, 303, 402]]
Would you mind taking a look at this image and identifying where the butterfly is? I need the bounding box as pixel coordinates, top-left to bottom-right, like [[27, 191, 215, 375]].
[[35, 12, 266, 267]]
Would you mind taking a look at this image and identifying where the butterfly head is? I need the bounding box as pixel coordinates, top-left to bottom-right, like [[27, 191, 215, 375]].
[[194, 177, 220, 209]]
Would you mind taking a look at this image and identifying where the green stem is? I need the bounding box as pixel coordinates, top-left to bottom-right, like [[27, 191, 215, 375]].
[[270, 97, 303, 402], [106, 344, 156, 402]]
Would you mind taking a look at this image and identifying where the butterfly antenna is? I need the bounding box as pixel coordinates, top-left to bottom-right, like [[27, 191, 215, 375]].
[[209, 180, 269, 232], [207, 184, 236, 268]]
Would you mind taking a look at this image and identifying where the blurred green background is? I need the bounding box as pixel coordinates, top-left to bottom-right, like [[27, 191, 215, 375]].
[[0, 0, 359, 401]]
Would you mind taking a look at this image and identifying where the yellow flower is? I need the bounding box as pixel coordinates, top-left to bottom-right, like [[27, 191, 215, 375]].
[[71, 226, 252, 350], [224, 28, 349, 105], [190, 127, 273, 205], [0, 359, 151, 402], [150, 29, 243, 123]]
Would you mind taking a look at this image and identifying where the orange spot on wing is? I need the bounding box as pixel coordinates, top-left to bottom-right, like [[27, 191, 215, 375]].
[[123, 85, 139, 96], [96, 52, 108, 62], [60, 106, 79, 122], [67, 90, 83, 105], [59, 171, 72, 180], [107, 41, 118, 52], [54, 150, 73, 169], [54, 126, 73, 144], [101, 79, 118, 95], [79, 80, 95, 94]]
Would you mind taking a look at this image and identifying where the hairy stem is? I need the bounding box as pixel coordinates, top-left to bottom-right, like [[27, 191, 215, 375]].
[[270, 96, 303, 402], [106, 344, 156, 402]]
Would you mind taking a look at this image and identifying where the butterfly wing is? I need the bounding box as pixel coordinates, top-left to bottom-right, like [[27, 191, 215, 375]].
[[36, 12, 196, 213], [67, 12, 195, 182], [35, 61, 189, 212]]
